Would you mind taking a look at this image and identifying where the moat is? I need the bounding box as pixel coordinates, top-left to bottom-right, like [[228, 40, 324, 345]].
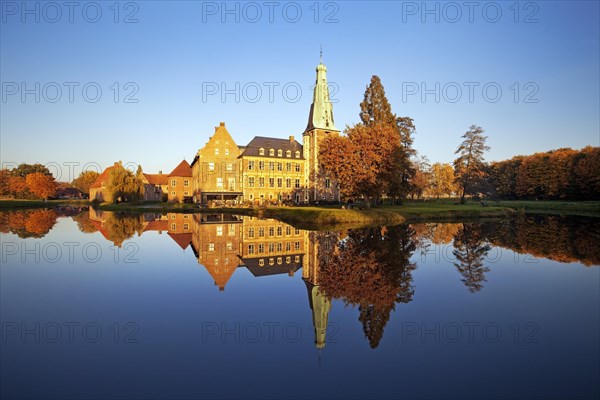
[[1, 208, 598, 399]]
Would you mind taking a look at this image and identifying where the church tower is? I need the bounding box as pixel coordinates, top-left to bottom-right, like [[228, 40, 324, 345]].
[[303, 52, 340, 203]]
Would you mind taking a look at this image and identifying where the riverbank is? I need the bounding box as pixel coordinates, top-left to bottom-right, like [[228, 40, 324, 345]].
[[2, 199, 598, 229]]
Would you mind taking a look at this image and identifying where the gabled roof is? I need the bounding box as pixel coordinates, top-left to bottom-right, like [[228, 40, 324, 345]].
[[168, 160, 192, 177], [167, 233, 192, 250], [241, 136, 304, 159], [89, 166, 114, 189], [143, 173, 169, 186]]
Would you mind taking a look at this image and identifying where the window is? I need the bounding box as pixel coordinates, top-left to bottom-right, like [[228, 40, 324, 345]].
[[228, 177, 235, 190], [295, 241, 301, 251], [269, 258, 274, 265], [269, 148, 275, 156], [171, 223, 176, 230], [325, 178, 331, 188], [184, 179, 189, 187], [208, 163, 214, 171], [286, 256, 291, 264], [259, 161, 264, 170], [227, 242, 233, 251], [259, 177, 265, 188], [277, 243, 282, 252], [286, 178, 291, 188], [249, 194, 254, 200], [295, 151, 300, 158], [183, 223, 189, 230], [215, 148, 219, 155], [277, 149, 282, 157], [258, 244, 265, 253], [295, 256, 300, 263], [248, 227, 255, 238], [248, 160, 255, 170], [285, 226, 291, 235], [286, 242, 291, 251], [228, 224, 235, 236], [269, 178, 274, 188], [269, 243, 274, 253], [248, 244, 255, 254], [225, 149, 229, 156], [295, 163, 301, 172], [295, 179, 300, 188], [277, 257, 282, 265], [277, 226, 282, 236], [216, 226, 223, 236], [269, 162, 274, 171], [269, 226, 274, 236], [208, 243, 214, 251], [277, 178, 282, 188], [295, 228, 300, 235], [259, 148, 265, 155], [286, 150, 291, 157], [216, 177, 223, 188], [259, 259, 264, 266], [259, 227, 265, 237], [171, 191, 176, 196], [286, 162, 291, 172], [277, 162, 282, 171], [171, 179, 176, 187], [248, 177, 255, 187], [226, 163, 233, 171], [184, 191, 189, 196]]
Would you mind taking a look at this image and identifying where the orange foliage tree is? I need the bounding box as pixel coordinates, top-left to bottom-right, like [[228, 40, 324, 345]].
[[25, 172, 58, 199]]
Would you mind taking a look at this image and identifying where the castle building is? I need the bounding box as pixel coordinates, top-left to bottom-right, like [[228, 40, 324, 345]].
[[188, 58, 340, 205]]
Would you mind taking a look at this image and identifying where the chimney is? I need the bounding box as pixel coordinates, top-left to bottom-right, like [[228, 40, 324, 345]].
[[289, 135, 295, 143]]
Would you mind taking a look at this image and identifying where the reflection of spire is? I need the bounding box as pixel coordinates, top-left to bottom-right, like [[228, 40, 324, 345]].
[[304, 279, 332, 350]]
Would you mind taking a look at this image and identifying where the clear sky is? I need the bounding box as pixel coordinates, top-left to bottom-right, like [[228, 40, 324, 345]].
[[1, 0, 598, 180]]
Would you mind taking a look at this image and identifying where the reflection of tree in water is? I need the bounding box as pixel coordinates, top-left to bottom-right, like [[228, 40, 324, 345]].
[[319, 225, 417, 348], [71, 211, 98, 234], [452, 223, 492, 293], [102, 213, 145, 247], [0, 209, 58, 238]]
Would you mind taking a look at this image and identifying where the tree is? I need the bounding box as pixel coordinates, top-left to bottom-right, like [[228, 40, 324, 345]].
[[72, 170, 100, 193], [452, 223, 491, 293], [106, 162, 144, 203], [453, 125, 490, 203], [428, 163, 456, 199], [25, 172, 58, 199], [11, 163, 51, 177], [409, 156, 430, 199], [320, 75, 416, 206]]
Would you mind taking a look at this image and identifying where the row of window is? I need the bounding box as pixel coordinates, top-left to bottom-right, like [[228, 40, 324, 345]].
[[214, 148, 231, 156], [258, 148, 300, 158], [247, 177, 301, 188], [247, 226, 301, 238], [247, 161, 302, 172], [171, 179, 190, 187], [247, 241, 302, 254], [207, 163, 234, 172], [207, 242, 234, 252], [258, 256, 301, 267]]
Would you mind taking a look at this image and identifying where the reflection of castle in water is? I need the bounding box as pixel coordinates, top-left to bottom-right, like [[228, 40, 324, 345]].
[[88, 208, 336, 350]]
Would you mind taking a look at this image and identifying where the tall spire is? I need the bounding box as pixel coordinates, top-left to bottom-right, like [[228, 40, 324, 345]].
[[304, 52, 338, 133]]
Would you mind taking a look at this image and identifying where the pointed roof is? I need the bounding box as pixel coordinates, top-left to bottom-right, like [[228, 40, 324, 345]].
[[89, 166, 114, 189], [168, 160, 192, 177], [241, 136, 304, 159], [305, 58, 338, 133], [168, 233, 192, 250]]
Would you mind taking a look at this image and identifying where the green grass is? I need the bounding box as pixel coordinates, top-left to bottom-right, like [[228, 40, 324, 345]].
[[0, 199, 90, 209]]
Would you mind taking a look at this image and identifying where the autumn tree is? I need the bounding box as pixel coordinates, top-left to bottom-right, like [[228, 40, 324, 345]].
[[409, 156, 430, 199], [452, 223, 491, 293], [428, 163, 456, 199], [25, 172, 58, 199], [320, 75, 416, 206], [72, 170, 100, 193], [453, 125, 490, 203], [106, 162, 144, 203]]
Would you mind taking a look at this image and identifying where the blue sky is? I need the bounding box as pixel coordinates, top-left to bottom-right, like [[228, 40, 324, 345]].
[[1, 0, 598, 179]]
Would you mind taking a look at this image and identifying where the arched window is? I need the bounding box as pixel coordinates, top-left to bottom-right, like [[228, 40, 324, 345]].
[[286, 150, 291, 157], [269, 148, 275, 156], [259, 148, 265, 155], [295, 151, 300, 158], [277, 149, 282, 157]]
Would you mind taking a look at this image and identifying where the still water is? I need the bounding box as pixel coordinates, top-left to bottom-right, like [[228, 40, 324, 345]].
[[1, 208, 599, 399]]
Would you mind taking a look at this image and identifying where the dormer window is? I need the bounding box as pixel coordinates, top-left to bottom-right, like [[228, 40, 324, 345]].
[[286, 150, 291, 157], [269, 149, 275, 156], [259, 148, 265, 155], [215, 148, 219, 155], [277, 149, 282, 157], [295, 151, 300, 158]]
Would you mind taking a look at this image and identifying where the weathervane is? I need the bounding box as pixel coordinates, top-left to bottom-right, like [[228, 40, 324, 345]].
[[320, 45, 323, 63]]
